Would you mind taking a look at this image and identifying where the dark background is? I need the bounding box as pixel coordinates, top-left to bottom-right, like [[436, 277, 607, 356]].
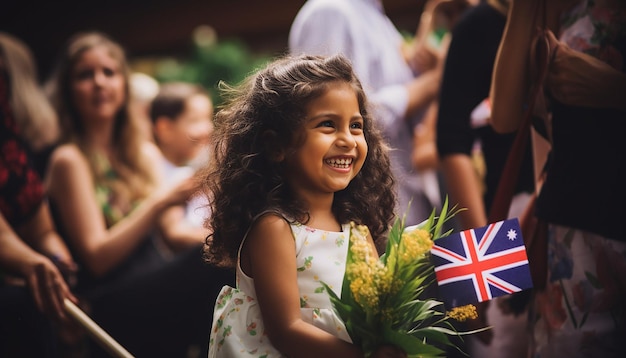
[[1, 0, 427, 79]]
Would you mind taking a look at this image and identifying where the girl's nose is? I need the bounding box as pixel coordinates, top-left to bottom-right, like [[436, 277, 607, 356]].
[[336, 129, 357, 149]]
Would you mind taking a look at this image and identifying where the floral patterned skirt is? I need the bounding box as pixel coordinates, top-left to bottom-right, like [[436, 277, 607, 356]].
[[530, 224, 626, 358]]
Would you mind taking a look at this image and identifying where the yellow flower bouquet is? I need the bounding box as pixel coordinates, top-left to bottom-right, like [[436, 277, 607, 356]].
[[322, 199, 478, 357]]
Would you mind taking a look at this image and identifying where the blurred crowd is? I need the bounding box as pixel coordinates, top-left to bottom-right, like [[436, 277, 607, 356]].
[[1, 0, 624, 357]]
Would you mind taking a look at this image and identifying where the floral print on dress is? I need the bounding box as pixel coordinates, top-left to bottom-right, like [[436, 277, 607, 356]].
[[531, 225, 626, 357], [297, 256, 313, 272], [208, 221, 352, 357], [547, 228, 574, 282], [560, 0, 626, 71]]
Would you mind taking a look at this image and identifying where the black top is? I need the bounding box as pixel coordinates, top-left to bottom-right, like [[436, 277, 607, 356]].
[[437, 3, 534, 214]]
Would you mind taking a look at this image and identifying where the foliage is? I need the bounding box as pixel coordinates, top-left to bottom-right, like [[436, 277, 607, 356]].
[[153, 26, 271, 106], [322, 198, 481, 357]]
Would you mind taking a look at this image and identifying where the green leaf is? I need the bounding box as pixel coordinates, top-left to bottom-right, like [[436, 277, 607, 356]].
[[433, 197, 449, 240], [382, 326, 445, 357]]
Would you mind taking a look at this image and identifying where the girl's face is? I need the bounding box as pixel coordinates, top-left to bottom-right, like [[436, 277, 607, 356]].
[[70, 45, 126, 125], [283, 81, 367, 198]]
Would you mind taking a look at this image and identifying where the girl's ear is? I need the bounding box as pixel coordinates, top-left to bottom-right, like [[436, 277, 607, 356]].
[[262, 130, 285, 162]]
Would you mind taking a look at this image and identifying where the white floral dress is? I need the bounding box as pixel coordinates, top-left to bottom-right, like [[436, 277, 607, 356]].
[[208, 221, 352, 357]]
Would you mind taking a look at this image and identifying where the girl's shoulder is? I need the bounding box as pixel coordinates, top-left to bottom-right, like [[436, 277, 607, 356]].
[[250, 211, 292, 235], [243, 211, 296, 249]]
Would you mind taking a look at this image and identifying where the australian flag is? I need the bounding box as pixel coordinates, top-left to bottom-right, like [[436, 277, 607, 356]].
[[430, 218, 533, 308]]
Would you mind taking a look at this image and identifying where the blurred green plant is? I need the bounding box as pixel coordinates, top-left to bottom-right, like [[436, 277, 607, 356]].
[[153, 25, 271, 106]]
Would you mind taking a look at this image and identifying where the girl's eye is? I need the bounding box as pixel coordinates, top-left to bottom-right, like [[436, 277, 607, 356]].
[[350, 121, 363, 130], [317, 120, 334, 128]]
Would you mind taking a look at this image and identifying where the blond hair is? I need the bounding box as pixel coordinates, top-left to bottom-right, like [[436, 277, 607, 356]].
[[0, 32, 59, 151], [46, 31, 155, 207]]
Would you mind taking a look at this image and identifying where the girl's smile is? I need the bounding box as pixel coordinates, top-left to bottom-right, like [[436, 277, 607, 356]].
[[324, 156, 354, 171]]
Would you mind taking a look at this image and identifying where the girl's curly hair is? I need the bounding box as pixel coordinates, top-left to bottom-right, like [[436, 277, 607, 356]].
[[203, 54, 396, 268]]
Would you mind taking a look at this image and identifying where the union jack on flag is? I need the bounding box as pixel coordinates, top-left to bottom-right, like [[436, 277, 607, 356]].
[[430, 218, 533, 308]]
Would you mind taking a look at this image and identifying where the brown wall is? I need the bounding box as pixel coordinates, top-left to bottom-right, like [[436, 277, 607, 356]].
[[1, 0, 426, 78]]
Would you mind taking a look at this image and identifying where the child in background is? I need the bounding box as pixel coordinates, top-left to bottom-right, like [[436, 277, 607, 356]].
[[203, 54, 404, 357], [150, 82, 214, 244]]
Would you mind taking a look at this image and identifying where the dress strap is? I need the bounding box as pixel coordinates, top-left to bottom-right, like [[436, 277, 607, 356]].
[[236, 210, 292, 266]]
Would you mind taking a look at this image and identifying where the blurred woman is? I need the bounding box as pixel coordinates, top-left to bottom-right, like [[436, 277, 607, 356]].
[[45, 31, 231, 357]]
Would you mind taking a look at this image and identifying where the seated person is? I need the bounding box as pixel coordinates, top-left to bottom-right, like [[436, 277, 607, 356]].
[[150, 81, 214, 233]]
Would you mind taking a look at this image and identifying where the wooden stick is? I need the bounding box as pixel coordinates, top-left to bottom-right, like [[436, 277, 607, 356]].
[[64, 298, 135, 358]]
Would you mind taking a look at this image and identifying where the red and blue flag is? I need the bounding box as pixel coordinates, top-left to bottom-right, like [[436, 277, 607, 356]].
[[430, 218, 533, 308]]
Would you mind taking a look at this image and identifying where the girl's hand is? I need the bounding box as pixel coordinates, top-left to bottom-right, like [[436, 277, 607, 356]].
[[369, 344, 407, 358]]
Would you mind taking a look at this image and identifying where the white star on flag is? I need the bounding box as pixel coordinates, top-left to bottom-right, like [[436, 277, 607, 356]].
[[507, 229, 517, 241]]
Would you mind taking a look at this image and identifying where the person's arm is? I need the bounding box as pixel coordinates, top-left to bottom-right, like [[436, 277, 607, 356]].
[[16, 202, 76, 274], [404, 0, 463, 118], [157, 204, 208, 251], [489, 0, 538, 133], [440, 154, 487, 229], [404, 67, 444, 119], [144, 143, 207, 251], [411, 101, 440, 171], [437, 2, 502, 230], [46, 144, 189, 277], [489, 0, 583, 132], [0, 212, 77, 320]]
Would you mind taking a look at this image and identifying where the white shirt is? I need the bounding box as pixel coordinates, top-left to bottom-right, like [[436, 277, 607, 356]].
[[161, 158, 210, 228]]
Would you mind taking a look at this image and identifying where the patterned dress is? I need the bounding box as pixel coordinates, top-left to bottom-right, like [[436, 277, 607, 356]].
[[208, 220, 352, 357]]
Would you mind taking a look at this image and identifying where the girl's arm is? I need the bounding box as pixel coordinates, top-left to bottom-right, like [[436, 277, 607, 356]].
[[244, 214, 362, 358], [46, 143, 184, 277]]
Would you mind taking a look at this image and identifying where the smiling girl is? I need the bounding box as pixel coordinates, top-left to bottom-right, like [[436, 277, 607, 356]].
[[204, 54, 403, 357]]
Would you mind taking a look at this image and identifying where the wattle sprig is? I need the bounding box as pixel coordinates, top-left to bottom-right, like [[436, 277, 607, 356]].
[[322, 198, 480, 357]]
